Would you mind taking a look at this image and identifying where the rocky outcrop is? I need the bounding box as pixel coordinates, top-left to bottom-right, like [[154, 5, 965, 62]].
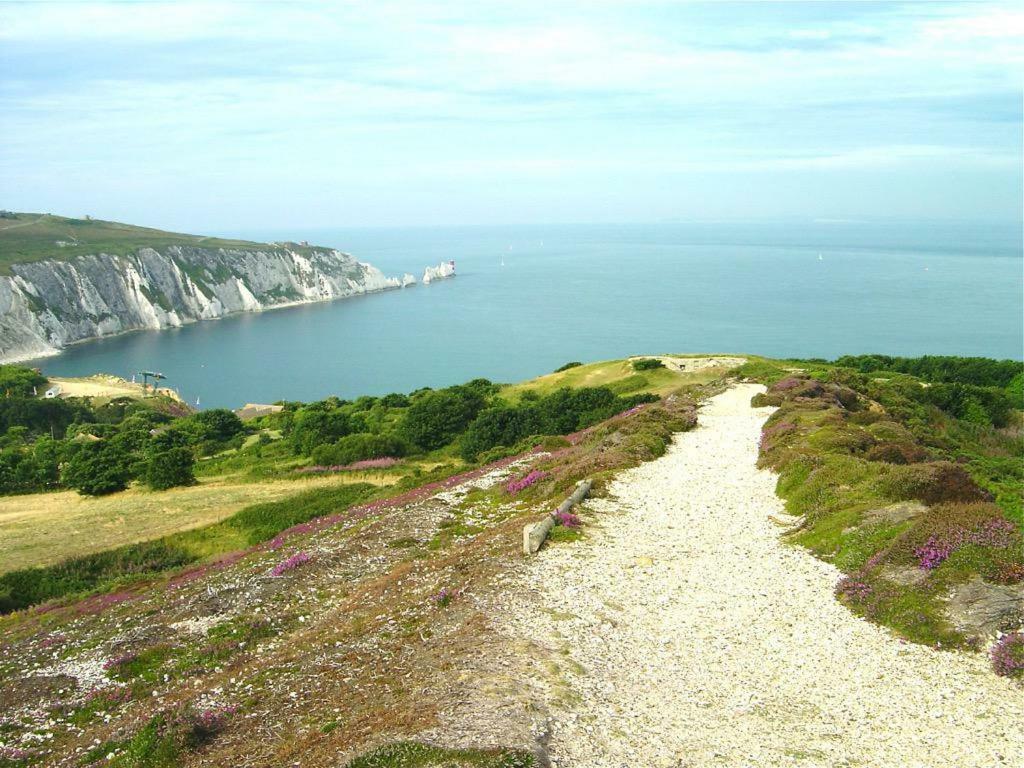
[[0, 245, 403, 362], [422, 260, 455, 284]]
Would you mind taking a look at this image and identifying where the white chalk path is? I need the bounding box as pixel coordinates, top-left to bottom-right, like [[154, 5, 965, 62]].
[[503, 384, 1022, 768]]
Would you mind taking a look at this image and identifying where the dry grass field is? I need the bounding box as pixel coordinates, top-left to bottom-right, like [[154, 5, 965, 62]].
[[0, 472, 400, 575]]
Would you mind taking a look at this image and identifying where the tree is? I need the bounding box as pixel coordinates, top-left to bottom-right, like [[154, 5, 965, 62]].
[[402, 387, 487, 450], [62, 440, 132, 496], [0, 365, 46, 397], [289, 409, 351, 455], [183, 409, 244, 441], [144, 446, 196, 490], [960, 397, 991, 427]]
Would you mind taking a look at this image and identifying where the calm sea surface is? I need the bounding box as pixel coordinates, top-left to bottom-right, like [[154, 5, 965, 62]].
[[28, 221, 1024, 409]]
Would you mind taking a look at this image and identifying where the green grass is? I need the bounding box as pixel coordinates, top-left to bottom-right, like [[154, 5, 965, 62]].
[[501, 355, 742, 401], [342, 742, 534, 768], [0, 212, 311, 273]]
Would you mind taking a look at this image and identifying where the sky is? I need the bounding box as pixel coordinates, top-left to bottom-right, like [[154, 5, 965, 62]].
[[1, 1, 1021, 231]]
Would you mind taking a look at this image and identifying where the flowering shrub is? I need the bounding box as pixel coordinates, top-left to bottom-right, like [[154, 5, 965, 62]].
[[38, 633, 64, 650], [772, 377, 804, 391], [270, 551, 312, 577], [836, 576, 873, 602], [914, 537, 954, 570], [555, 511, 581, 528], [190, 705, 239, 741], [759, 420, 796, 451], [83, 687, 132, 707], [0, 746, 32, 761], [990, 632, 1024, 678], [432, 587, 461, 607], [913, 517, 1019, 570], [506, 469, 548, 494], [296, 457, 399, 473], [102, 651, 138, 672]]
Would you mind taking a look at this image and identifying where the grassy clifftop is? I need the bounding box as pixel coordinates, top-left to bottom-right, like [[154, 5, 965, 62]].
[[0, 212, 301, 273]]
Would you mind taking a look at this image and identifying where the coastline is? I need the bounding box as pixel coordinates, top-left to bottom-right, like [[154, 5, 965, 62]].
[[4, 279, 411, 366]]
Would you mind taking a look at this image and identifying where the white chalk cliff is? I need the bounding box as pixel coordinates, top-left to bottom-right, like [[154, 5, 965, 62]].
[[0, 245, 403, 362]]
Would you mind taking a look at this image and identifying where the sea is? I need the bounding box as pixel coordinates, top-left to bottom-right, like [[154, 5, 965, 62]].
[[26, 220, 1024, 409]]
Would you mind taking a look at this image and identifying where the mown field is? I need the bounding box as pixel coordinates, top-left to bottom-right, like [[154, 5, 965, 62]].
[[0, 472, 401, 575]]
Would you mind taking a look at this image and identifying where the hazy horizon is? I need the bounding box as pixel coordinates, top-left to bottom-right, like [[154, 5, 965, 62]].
[[2, 1, 1022, 232]]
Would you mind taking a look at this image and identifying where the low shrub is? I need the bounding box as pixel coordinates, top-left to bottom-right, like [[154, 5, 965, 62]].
[[991, 632, 1024, 678], [270, 551, 311, 577], [865, 441, 928, 465], [311, 432, 409, 466], [631, 358, 664, 371], [884, 461, 991, 506], [554, 361, 583, 373]]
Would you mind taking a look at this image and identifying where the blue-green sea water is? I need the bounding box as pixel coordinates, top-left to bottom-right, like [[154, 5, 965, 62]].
[[28, 221, 1023, 409]]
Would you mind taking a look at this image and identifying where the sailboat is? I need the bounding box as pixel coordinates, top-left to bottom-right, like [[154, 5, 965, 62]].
[[818, 253, 823, 261]]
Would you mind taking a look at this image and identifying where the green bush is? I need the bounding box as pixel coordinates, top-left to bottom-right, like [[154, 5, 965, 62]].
[[834, 355, 1023, 388], [310, 432, 409, 466], [289, 408, 352, 455], [554, 361, 583, 373], [227, 483, 375, 545], [177, 408, 244, 443], [144, 446, 196, 490], [62, 440, 133, 496], [402, 386, 487, 450], [459, 387, 658, 460], [0, 540, 195, 614], [631, 358, 665, 371]]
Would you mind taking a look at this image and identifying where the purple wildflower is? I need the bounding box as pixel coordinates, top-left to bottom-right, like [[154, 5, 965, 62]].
[[772, 377, 803, 391], [913, 517, 1018, 571], [38, 633, 65, 650], [759, 420, 796, 451], [296, 457, 399, 473], [432, 587, 461, 607], [102, 651, 138, 672], [991, 632, 1024, 678], [83, 687, 132, 707], [914, 536, 954, 570], [836, 576, 873, 602], [193, 704, 238, 732], [506, 469, 548, 494], [555, 511, 581, 528], [270, 551, 312, 577]]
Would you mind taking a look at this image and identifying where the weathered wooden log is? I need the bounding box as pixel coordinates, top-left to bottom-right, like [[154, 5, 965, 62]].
[[522, 479, 593, 555]]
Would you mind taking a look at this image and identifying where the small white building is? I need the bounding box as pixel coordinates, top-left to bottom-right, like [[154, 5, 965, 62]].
[[44, 385, 62, 399]]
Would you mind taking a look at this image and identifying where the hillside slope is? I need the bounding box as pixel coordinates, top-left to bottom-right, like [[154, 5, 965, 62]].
[[0, 213, 402, 362]]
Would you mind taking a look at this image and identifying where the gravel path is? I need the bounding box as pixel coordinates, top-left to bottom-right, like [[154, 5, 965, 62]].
[[502, 383, 1023, 768]]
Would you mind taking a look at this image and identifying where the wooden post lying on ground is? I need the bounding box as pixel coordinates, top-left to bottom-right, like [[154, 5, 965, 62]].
[[523, 478, 593, 555]]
